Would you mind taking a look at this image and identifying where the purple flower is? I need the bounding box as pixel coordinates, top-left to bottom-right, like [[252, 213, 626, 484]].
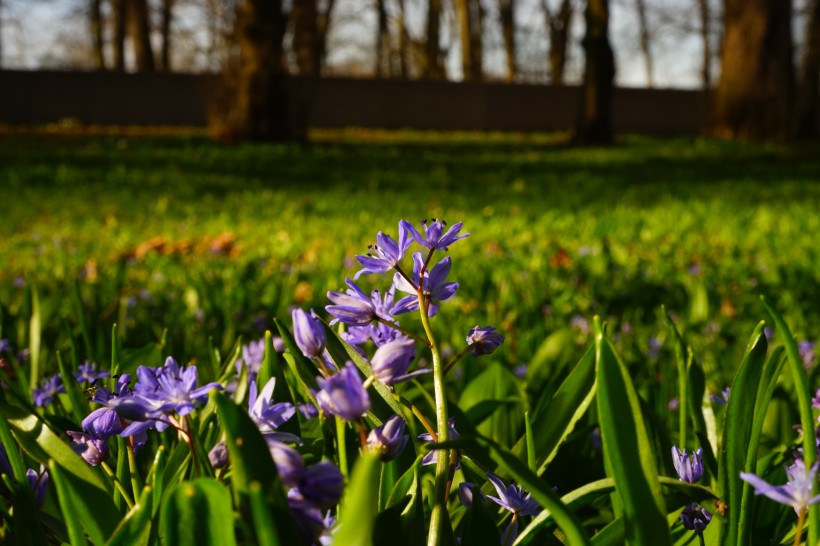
[[741, 460, 820, 514], [26, 466, 48, 509], [419, 418, 460, 466], [367, 415, 408, 461], [400, 219, 469, 251], [326, 278, 380, 326], [236, 339, 266, 379], [393, 253, 458, 316], [269, 439, 306, 488], [292, 308, 327, 358], [294, 461, 345, 510], [0, 339, 10, 353], [648, 335, 662, 360], [208, 441, 229, 468], [289, 496, 329, 545], [571, 315, 590, 335], [0, 443, 12, 477], [672, 446, 704, 483], [513, 364, 528, 379], [466, 326, 505, 356], [485, 473, 541, 516], [354, 224, 412, 279], [111, 358, 221, 438], [679, 503, 711, 534], [33, 374, 65, 407], [72, 361, 110, 384], [67, 431, 109, 466], [668, 397, 679, 411], [458, 482, 483, 508], [315, 364, 370, 421], [370, 338, 428, 385], [799, 340, 816, 369], [248, 377, 299, 443], [710, 387, 730, 405]]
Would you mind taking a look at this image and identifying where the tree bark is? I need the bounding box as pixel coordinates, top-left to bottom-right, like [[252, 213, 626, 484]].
[[375, 0, 391, 76], [468, 0, 483, 80], [499, 0, 515, 81], [397, 0, 409, 77], [113, 0, 127, 71], [696, 0, 711, 89], [576, 0, 614, 143], [634, 0, 652, 87], [292, 0, 320, 75], [0, 0, 3, 69], [129, 0, 155, 72], [159, 0, 173, 72], [544, 0, 572, 85], [796, 0, 820, 137], [424, 0, 445, 78], [90, 0, 106, 70], [713, 0, 794, 139], [222, 0, 291, 140]]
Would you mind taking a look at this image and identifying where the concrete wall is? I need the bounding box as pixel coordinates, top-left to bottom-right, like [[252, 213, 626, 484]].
[[0, 70, 713, 135]]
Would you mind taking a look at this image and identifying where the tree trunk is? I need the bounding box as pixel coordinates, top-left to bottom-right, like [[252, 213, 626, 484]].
[[292, 0, 321, 75], [159, 0, 173, 72], [713, 0, 794, 139], [634, 0, 652, 87], [544, 0, 572, 85], [424, 0, 445, 78], [454, 0, 473, 79], [576, 0, 614, 144], [397, 0, 409, 77], [113, 0, 127, 71], [222, 0, 291, 140], [129, 0, 155, 72], [696, 0, 711, 89], [499, 0, 515, 81], [375, 0, 391, 76], [796, 0, 820, 137], [468, 0, 483, 80], [90, 0, 106, 70], [317, 0, 336, 71], [0, 0, 3, 69]]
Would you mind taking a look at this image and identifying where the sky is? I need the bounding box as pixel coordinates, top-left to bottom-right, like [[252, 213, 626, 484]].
[[0, 0, 724, 89]]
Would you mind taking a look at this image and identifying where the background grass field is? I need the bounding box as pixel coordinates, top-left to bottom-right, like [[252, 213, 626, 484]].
[[1, 131, 818, 393]]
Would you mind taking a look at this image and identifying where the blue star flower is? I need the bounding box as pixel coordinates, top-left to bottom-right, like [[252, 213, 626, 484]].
[[400, 219, 469, 251]]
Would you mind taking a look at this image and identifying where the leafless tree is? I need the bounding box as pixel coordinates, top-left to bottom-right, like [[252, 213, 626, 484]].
[[796, 0, 820, 136], [112, 0, 126, 70], [90, 0, 105, 69], [713, 0, 794, 138], [424, 0, 445, 77], [543, 0, 573, 84], [498, 0, 515, 80], [129, 0, 155, 71], [576, 0, 614, 143], [159, 0, 174, 71], [633, 0, 652, 87], [695, 0, 711, 89]]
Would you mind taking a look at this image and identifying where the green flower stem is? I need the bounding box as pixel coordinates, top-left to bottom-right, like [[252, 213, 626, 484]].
[[336, 416, 348, 478], [184, 415, 201, 478], [101, 461, 135, 510], [419, 292, 450, 546], [794, 508, 806, 546], [126, 440, 142, 502], [396, 394, 437, 439], [443, 344, 474, 375]]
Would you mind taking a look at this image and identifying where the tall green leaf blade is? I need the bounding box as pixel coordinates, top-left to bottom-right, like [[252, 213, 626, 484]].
[[249, 481, 282, 546], [594, 318, 670, 546], [762, 296, 819, 544], [106, 486, 154, 546], [511, 346, 596, 473], [0, 417, 48, 546], [56, 350, 90, 426], [160, 478, 237, 546], [257, 330, 300, 438], [28, 281, 41, 391], [211, 391, 302, 544], [737, 346, 786, 546], [334, 453, 381, 546], [49, 460, 91, 546]]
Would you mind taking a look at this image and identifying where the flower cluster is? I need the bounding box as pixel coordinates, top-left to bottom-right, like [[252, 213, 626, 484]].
[[672, 446, 711, 535]]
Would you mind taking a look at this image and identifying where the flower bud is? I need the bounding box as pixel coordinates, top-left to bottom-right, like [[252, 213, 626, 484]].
[[367, 415, 408, 461], [292, 308, 326, 358]]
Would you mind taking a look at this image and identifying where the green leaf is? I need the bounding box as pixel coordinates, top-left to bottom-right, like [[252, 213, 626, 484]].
[[106, 486, 154, 546], [28, 281, 41, 391], [56, 350, 90, 426], [459, 363, 523, 446], [334, 453, 381, 546], [257, 330, 300, 438], [249, 481, 282, 546], [49, 460, 91, 546], [662, 307, 689, 450], [1, 403, 119, 541], [761, 296, 819, 544], [459, 483, 502, 546], [717, 322, 767, 546], [594, 317, 670, 546], [160, 478, 237, 546], [211, 391, 302, 544], [512, 346, 596, 474], [0, 417, 48, 546]]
